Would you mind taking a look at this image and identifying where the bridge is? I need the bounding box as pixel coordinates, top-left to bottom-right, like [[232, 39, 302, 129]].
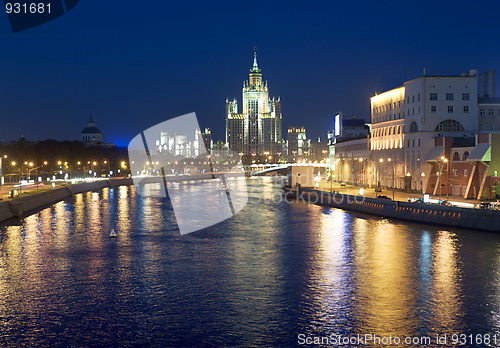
[[245, 163, 329, 176]]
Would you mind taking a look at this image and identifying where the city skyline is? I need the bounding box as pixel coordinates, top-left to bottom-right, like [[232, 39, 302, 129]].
[[1, 1, 500, 146]]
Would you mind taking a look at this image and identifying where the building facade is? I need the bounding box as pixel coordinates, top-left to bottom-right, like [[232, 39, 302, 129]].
[[225, 50, 282, 158], [370, 71, 480, 191]]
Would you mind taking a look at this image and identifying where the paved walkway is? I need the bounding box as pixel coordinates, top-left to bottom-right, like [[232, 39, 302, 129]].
[[315, 180, 487, 208], [0, 182, 67, 201]]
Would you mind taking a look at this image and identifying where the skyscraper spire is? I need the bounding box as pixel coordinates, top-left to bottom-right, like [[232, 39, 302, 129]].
[[251, 46, 261, 73]]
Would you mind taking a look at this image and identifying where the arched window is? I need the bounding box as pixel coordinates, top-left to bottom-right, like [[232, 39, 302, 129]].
[[463, 151, 469, 161], [435, 119, 465, 132], [453, 152, 460, 161], [409, 121, 418, 133]]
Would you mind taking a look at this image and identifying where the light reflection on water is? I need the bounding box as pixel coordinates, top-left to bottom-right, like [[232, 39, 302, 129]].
[[0, 178, 499, 346]]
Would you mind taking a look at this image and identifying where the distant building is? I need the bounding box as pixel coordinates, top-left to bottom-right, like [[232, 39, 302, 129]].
[[334, 137, 369, 185], [225, 48, 283, 157], [309, 138, 329, 163], [334, 113, 370, 141], [329, 113, 370, 183], [202, 128, 212, 153], [478, 70, 499, 132], [81, 113, 102, 144], [155, 128, 204, 158], [287, 127, 310, 162]]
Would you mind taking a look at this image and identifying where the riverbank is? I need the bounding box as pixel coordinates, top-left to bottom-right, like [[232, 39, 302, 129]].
[[0, 178, 133, 224], [287, 187, 500, 233]]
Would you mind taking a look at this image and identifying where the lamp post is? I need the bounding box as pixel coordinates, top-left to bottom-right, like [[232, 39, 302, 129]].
[[377, 158, 383, 193], [359, 158, 365, 187], [438, 156, 448, 202], [0, 154, 6, 188], [388, 158, 395, 201], [28, 165, 41, 190]]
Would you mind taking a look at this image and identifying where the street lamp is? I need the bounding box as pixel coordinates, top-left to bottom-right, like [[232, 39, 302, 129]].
[[377, 158, 384, 193], [438, 156, 448, 202], [388, 158, 395, 201]]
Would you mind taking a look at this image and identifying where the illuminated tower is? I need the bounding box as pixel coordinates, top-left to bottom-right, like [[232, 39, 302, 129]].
[[226, 48, 282, 158]]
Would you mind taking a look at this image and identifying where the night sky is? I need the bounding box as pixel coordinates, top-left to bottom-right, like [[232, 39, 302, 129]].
[[1, 0, 500, 146]]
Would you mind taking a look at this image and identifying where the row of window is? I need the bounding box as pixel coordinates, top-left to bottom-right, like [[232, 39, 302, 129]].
[[452, 152, 470, 161], [430, 93, 470, 101], [480, 109, 500, 117], [371, 139, 403, 150], [406, 138, 421, 148], [480, 124, 500, 131], [372, 125, 402, 137], [430, 105, 470, 113], [373, 92, 471, 115], [373, 106, 422, 123]]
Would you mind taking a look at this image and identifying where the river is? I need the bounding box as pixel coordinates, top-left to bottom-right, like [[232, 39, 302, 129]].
[[1, 177, 500, 347]]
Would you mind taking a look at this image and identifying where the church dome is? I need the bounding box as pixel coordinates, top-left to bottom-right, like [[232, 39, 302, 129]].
[[82, 126, 101, 134]]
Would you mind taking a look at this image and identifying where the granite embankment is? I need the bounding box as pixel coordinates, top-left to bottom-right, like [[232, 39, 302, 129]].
[[292, 188, 500, 233], [0, 178, 133, 223]]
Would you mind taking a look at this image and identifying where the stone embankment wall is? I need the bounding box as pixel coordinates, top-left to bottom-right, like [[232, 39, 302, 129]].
[[294, 189, 500, 233], [0, 178, 133, 223]]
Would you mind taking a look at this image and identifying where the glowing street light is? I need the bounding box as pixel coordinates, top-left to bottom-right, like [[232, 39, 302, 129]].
[[388, 158, 395, 200], [438, 156, 448, 202]]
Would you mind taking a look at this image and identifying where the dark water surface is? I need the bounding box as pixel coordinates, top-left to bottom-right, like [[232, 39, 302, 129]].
[[1, 177, 500, 347]]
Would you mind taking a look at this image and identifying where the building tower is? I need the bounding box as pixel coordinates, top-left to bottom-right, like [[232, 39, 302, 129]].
[[226, 48, 282, 159], [81, 113, 102, 144]]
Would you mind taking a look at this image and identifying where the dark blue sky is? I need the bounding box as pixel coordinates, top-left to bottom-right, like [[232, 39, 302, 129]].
[[1, 0, 500, 146]]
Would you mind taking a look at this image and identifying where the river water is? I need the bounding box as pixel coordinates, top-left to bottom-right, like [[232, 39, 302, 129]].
[[1, 177, 500, 347]]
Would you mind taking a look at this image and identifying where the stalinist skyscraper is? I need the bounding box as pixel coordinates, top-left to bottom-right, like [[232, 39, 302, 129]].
[[225, 48, 282, 158]]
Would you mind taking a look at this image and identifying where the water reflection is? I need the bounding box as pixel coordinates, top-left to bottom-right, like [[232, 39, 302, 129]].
[[429, 230, 464, 334], [354, 219, 418, 337]]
